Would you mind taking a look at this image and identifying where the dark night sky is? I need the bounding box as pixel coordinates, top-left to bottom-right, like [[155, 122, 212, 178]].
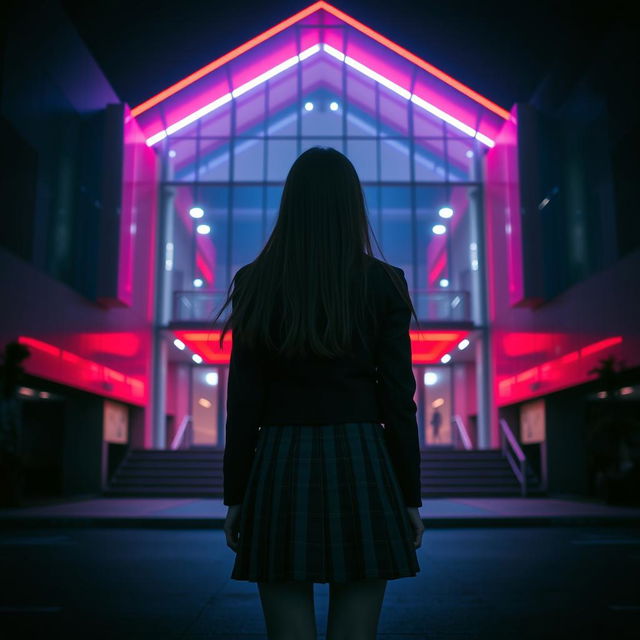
[[55, 0, 635, 112]]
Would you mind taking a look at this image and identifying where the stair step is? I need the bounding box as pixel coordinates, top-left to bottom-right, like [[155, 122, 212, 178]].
[[123, 453, 221, 458], [106, 447, 544, 498], [115, 470, 221, 478], [109, 480, 221, 488], [421, 469, 538, 477], [421, 479, 520, 487], [116, 463, 223, 470]]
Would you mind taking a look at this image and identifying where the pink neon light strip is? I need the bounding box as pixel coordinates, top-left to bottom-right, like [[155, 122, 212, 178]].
[[145, 43, 495, 148], [131, 1, 509, 121], [18, 336, 146, 403]]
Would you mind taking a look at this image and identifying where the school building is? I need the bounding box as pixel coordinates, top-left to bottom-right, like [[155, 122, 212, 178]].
[[1, 1, 638, 503]]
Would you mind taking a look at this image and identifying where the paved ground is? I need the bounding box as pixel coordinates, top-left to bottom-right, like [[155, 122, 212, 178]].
[[1, 494, 640, 528], [1, 525, 638, 639]]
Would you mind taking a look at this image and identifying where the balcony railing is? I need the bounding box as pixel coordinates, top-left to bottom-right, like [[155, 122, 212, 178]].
[[172, 289, 471, 324]]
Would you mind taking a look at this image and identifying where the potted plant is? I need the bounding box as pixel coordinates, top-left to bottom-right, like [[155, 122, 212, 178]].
[[586, 355, 640, 505]]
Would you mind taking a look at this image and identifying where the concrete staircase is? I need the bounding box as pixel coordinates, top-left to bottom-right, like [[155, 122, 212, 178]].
[[104, 449, 223, 497], [420, 448, 545, 497], [104, 447, 545, 498]]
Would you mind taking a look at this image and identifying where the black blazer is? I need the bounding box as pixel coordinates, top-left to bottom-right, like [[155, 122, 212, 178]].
[[223, 256, 422, 507]]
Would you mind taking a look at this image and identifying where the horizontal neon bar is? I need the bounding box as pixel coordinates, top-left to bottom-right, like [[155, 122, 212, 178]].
[[146, 43, 495, 148], [131, 1, 509, 121]]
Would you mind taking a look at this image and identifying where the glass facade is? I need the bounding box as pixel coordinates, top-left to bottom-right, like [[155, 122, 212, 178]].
[[161, 50, 483, 322], [154, 23, 492, 450]]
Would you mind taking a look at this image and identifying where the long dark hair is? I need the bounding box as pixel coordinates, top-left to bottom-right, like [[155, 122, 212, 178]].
[[212, 146, 420, 359]]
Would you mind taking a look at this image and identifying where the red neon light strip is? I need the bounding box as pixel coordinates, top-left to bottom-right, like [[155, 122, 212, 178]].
[[17, 336, 146, 402], [131, 1, 509, 120], [131, 2, 325, 117], [19, 337, 61, 357], [196, 252, 214, 284], [498, 336, 624, 390], [427, 249, 447, 287], [320, 3, 510, 119]]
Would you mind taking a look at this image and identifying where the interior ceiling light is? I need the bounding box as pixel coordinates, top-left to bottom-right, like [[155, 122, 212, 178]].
[[145, 43, 495, 148]]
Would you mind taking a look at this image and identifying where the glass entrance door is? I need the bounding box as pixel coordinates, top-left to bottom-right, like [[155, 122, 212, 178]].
[[420, 365, 453, 447], [190, 366, 222, 447]]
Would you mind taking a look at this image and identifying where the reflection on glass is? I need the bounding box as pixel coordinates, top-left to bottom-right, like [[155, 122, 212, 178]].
[[233, 139, 265, 180], [267, 139, 298, 180], [198, 139, 230, 182], [233, 186, 263, 268], [414, 139, 446, 182], [380, 138, 410, 181], [200, 107, 231, 137], [346, 139, 378, 181], [235, 84, 266, 137], [447, 138, 476, 182], [379, 88, 409, 136]]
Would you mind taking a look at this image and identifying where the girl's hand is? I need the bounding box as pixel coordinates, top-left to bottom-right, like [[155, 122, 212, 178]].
[[406, 507, 424, 549], [224, 504, 243, 552]]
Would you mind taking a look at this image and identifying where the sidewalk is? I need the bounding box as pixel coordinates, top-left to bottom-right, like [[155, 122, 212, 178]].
[[1, 494, 639, 528]]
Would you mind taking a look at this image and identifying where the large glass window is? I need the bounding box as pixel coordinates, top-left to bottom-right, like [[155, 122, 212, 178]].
[[160, 25, 483, 324]]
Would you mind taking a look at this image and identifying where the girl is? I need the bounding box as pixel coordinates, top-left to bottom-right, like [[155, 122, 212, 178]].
[[215, 146, 424, 640]]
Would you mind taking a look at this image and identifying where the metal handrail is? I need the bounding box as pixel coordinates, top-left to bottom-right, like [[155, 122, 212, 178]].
[[499, 418, 528, 496], [171, 287, 471, 296], [170, 415, 193, 450], [452, 415, 473, 450], [172, 288, 471, 323]]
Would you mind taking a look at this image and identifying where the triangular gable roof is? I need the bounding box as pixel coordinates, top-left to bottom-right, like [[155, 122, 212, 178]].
[[132, 1, 510, 148]]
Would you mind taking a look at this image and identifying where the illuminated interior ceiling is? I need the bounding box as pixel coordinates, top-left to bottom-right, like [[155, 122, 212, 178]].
[[172, 329, 471, 364], [131, 1, 509, 154]]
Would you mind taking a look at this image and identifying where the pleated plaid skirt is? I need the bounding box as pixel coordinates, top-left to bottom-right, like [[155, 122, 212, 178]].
[[230, 421, 421, 583]]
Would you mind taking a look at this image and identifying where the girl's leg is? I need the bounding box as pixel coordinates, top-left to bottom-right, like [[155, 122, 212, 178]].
[[257, 580, 317, 640], [326, 578, 387, 640]]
